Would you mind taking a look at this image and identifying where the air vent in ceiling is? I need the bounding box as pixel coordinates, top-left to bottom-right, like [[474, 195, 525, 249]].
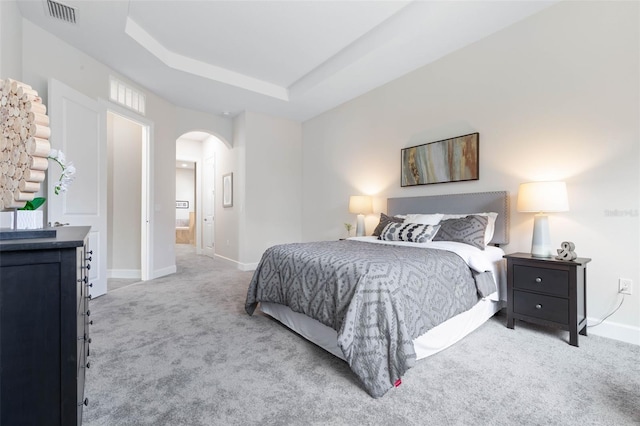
[[46, 0, 77, 24]]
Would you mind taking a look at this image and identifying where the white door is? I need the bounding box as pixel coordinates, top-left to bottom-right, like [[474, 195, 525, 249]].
[[202, 155, 215, 257], [48, 79, 107, 297]]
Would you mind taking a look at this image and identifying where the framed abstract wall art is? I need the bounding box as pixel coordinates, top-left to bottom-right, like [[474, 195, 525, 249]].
[[401, 132, 479, 186]]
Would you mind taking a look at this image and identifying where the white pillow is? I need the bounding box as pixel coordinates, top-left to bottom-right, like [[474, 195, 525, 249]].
[[401, 213, 443, 225], [440, 212, 498, 245]]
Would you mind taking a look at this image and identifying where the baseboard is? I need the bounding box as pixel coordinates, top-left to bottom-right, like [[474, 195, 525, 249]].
[[107, 269, 141, 279], [240, 262, 259, 271], [213, 254, 258, 271], [152, 265, 177, 280], [587, 317, 640, 346]]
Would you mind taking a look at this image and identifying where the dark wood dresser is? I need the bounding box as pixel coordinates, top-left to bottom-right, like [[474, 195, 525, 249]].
[[504, 252, 591, 347], [0, 226, 92, 425]]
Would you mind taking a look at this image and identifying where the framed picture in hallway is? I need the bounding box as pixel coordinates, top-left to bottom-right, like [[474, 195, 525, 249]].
[[223, 173, 233, 207]]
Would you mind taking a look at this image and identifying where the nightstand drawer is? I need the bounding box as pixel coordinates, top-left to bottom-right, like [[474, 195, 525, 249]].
[[513, 265, 568, 297], [513, 291, 568, 324]]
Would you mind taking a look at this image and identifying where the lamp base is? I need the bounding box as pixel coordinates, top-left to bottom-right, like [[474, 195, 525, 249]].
[[355, 214, 366, 237], [531, 213, 553, 258]]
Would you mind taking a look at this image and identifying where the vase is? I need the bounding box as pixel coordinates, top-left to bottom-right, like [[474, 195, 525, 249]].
[[0, 211, 44, 229]]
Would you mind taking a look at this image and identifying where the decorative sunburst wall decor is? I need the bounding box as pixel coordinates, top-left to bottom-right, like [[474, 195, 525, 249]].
[[0, 78, 51, 210]]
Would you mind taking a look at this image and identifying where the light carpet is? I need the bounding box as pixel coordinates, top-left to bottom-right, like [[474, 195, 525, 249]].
[[84, 246, 640, 425]]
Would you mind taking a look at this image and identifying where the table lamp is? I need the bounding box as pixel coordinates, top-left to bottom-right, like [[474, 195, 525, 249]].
[[349, 195, 373, 237], [517, 181, 569, 257]]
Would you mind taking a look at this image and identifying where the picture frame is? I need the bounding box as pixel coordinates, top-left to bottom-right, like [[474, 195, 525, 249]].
[[223, 172, 233, 207], [175, 200, 189, 209], [401, 132, 479, 186]]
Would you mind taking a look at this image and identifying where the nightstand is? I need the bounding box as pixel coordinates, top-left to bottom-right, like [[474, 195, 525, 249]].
[[504, 252, 591, 347]]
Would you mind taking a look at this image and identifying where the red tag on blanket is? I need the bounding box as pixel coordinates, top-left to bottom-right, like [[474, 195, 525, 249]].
[[394, 378, 402, 387]]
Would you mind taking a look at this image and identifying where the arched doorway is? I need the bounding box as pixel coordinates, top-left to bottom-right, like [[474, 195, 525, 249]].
[[175, 131, 228, 258]]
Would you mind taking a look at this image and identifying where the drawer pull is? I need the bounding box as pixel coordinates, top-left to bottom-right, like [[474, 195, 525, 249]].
[[77, 334, 92, 343], [86, 264, 91, 270], [535, 277, 542, 283], [535, 304, 542, 309], [85, 361, 91, 369], [78, 398, 89, 407]]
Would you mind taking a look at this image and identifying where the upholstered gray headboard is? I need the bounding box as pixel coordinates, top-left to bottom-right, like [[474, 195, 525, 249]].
[[387, 191, 510, 246]]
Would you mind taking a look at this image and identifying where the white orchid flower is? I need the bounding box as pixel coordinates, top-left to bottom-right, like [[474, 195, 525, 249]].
[[48, 151, 76, 195]]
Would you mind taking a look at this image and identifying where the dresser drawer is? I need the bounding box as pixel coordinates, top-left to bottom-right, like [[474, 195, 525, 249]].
[[513, 265, 568, 297], [513, 290, 569, 324]]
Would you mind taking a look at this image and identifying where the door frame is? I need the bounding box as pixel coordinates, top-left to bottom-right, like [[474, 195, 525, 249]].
[[101, 100, 153, 281]]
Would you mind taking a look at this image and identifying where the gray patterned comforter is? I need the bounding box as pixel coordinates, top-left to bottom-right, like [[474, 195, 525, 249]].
[[245, 240, 480, 398]]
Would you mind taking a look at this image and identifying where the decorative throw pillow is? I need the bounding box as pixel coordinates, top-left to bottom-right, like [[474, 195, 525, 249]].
[[432, 215, 489, 250], [441, 212, 498, 245], [473, 270, 497, 298], [379, 222, 440, 243], [372, 213, 404, 237]]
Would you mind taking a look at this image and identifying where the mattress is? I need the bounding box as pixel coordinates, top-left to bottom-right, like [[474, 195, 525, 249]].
[[261, 297, 502, 361], [257, 237, 506, 362]]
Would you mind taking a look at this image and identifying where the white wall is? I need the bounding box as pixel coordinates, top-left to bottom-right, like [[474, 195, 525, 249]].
[[210, 111, 303, 269], [175, 106, 232, 150], [0, 0, 22, 80], [176, 138, 204, 163], [212, 114, 244, 263], [302, 1, 639, 344], [242, 111, 302, 266], [203, 134, 233, 257], [107, 112, 142, 275]]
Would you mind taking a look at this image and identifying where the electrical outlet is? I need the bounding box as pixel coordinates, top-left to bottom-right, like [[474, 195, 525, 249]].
[[618, 278, 633, 295]]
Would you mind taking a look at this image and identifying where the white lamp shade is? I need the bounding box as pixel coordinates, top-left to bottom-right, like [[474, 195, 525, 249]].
[[517, 181, 569, 213], [348, 195, 373, 215]]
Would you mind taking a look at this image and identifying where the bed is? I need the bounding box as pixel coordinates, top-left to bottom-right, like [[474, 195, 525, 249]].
[[245, 191, 509, 398]]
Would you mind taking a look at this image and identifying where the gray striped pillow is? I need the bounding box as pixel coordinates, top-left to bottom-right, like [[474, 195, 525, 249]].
[[379, 222, 440, 243]]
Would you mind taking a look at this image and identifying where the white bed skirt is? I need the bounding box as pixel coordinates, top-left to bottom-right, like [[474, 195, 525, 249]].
[[260, 295, 504, 361]]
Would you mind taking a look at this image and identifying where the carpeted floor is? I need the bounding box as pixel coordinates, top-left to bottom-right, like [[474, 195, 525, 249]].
[[84, 246, 640, 425], [107, 277, 140, 292]]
